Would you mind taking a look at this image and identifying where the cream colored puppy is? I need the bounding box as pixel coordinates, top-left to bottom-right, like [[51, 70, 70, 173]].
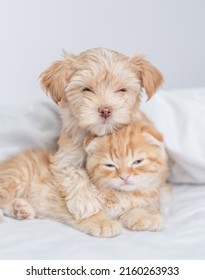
[[1, 48, 163, 220]]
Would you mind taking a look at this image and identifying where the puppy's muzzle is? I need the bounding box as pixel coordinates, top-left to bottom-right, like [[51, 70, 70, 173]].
[[98, 105, 112, 119]]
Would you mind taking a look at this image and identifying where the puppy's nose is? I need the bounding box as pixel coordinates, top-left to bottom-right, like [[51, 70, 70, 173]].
[[98, 105, 112, 119]]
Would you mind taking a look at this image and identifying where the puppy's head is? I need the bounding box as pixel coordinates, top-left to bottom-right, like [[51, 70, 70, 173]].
[[40, 48, 163, 136]]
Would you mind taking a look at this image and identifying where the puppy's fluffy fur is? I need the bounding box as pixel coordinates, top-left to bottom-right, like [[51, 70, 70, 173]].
[[0, 48, 163, 220]]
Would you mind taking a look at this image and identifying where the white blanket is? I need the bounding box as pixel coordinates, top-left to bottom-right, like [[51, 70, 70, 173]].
[[0, 88, 205, 260], [141, 88, 205, 184]]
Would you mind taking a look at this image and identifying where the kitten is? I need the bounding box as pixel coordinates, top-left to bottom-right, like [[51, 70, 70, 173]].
[[0, 148, 120, 237], [0, 123, 170, 237], [84, 122, 171, 232]]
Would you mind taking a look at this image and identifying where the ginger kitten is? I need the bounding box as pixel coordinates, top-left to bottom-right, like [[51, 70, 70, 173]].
[[0, 123, 170, 237], [84, 122, 170, 233]]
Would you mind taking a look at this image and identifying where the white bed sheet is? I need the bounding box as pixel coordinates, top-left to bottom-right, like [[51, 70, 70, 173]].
[[0, 184, 204, 260]]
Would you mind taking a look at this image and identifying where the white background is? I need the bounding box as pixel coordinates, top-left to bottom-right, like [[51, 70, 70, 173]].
[[0, 0, 205, 105]]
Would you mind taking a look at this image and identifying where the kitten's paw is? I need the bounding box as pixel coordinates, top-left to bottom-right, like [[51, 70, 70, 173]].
[[14, 199, 35, 220], [83, 220, 122, 237], [127, 213, 165, 232]]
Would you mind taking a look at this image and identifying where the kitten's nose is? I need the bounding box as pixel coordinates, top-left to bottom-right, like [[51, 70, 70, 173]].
[[98, 105, 112, 119], [119, 174, 130, 183]]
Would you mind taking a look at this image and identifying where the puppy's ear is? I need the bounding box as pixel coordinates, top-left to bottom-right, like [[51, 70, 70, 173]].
[[84, 135, 97, 155], [130, 55, 164, 99], [40, 52, 76, 104]]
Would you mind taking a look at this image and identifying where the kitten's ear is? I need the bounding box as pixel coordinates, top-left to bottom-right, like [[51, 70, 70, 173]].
[[40, 52, 76, 104], [130, 55, 163, 99], [142, 125, 164, 149], [84, 135, 97, 154]]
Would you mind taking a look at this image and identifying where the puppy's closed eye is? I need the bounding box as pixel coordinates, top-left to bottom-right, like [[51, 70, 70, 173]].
[[117, 88, 127, 93], [82, 87, 94, 93]]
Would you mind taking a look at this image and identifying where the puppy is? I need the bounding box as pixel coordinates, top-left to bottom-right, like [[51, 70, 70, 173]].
[[3, 48, 164, 220]]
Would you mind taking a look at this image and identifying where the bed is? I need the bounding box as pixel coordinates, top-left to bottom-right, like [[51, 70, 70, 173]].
[[0, 88, 205, 260]]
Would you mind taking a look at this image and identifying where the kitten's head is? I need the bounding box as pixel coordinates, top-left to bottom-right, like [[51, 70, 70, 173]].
[[85, 123, 168, 192]]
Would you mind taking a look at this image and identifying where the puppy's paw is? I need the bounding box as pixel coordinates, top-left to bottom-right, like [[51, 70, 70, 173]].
[[67, 197, 102, 220], [126, 213, 165, 232], [66, 183, 103, 220], [83, 220, 122, 237], [14, 199, 35, 220]]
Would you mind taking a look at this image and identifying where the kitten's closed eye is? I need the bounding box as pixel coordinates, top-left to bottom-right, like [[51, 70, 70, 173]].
[[133, 159, 144, 165], [105, 164, 116, 169]]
